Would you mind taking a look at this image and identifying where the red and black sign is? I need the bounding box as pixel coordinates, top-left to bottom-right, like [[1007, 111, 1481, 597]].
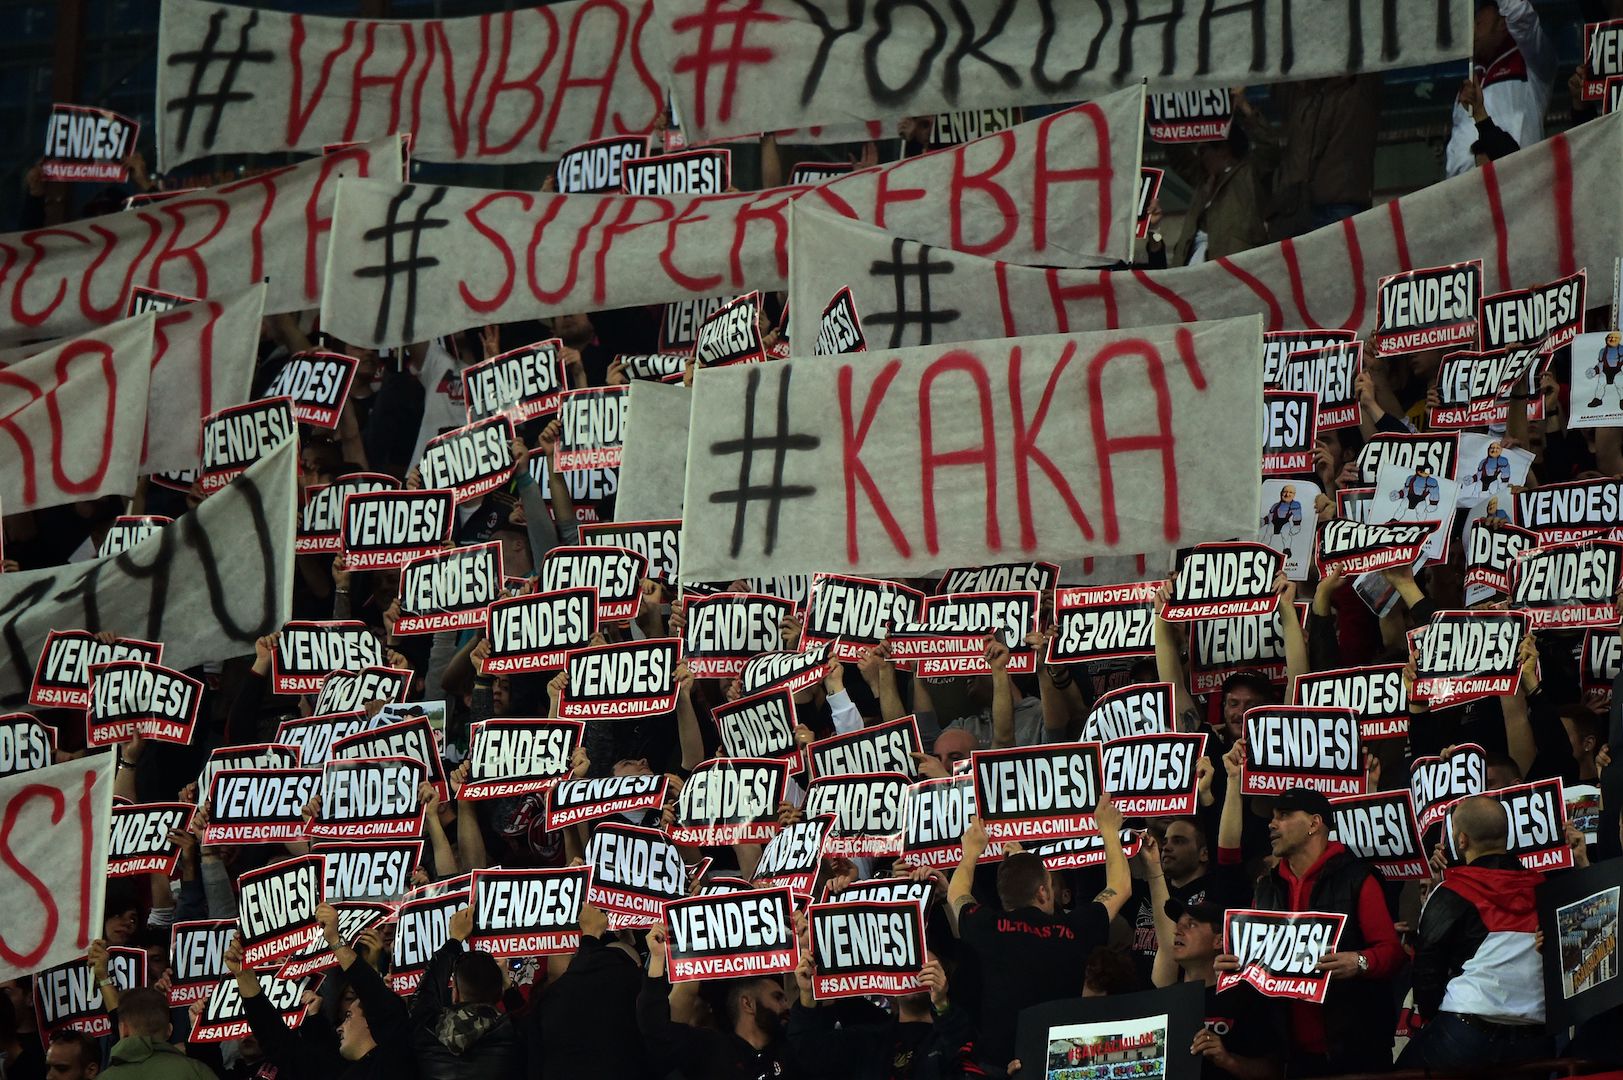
[[168, 920, 236, 1006], [309, 756, 427, 841], [1101, 732, 1206, 816], [419, 415, 516, 504], [41, 103, 137, 182], [1316, 519, 1438, 577], [1262, 391, 1318, 475], [1374, 261, 1483, 355], [1147, 87, 1232, 142], [616, 351, 688, 382], [463, 339, 565, 422], [484, 587, 598, 673], [311, 666, 411, 715], [622, 147, 731, 195], [546, 773, 668, 830], [1048, 581, 1159, 664], [694, 291, 766, 368], [108, 802, 193, 876], [1268, 340, 1363, 429], [1411, 610, 1528, 706], [1584, 20, 1623, 99], [1427, 346, 1547, 429], [1582, 628, 1620, 698], [1480, 270, 1585, 352], [388, 880, 469, 995], [298, 473, 399, 555], [0, 713, 54, 776], [540, 544, 647, 621], [669, 757, 789, 845], [971, 744, 1103, 844], [740, 645, 830, 695], [461, 718, 583, 800], [394, 542, 503, 635], [1188, 604, 1303, 695], [29, 630, 162, 709], [683, 592, 796, 678], [808, 715, 922, 780], [803, 574, 925, 660], [341, 489, 455, 570], [753, 816, 833, 895], [557, 135, 650, 193], [274, 901, 393, 981], [712, 687, 800, 763], [1026, 830, 1144, 872], [664, 887, 798, 982], [1329, 790, 1428, 880], [560, 638, 680, 720], [124, 284, 193, 318], [584, 820, 688, 926], [1465, 521, 1537, 598], [199, 397, 297, 494], [556, 386, 630, 472], [1476, 778, 1573, 872], [272, 621, 383, 694], [237, 854, 325, 967], [1135, 166, 1163, 238], [469, 866, 589, 957], [900, 776, 1003, 871], [1410, 744, 1487, 833], [579, 519, 681, 583], [98, 515, 171, 557], [1163, 543, 1282, 622], [1294, 664, 1409, 742], [1081, 682, 1174, 743], [205, 767, 322, 844], [791, 161, 854, 185], [1515, 478, 1623, 545], [804, 772, 910, 857], [890, 591, 1040, 677], [265, 351, 359, 429], [814, 287, 866, 356], [274, 710, 376, 767], [190, 970, 309, 1042], [1510, 540, 1623, 630], [33, 948, 145, 1037], [1241, 706, 1363, 797], [936, 562, 1057, 595], [807, 899, 927, 1000], [661, 295, 730, 353], [315, 840, 423, 901], [88, 660, 201, 746], [331, 714, 448, 802], [1219, 909, 1346, 1003], [1262, 329, 1357, 386]]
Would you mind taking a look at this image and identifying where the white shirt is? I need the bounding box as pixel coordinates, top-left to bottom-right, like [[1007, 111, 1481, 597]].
[[1445, 0, 1555, 177]]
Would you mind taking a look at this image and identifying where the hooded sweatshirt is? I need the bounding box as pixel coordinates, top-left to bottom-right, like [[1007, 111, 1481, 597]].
[[1412, 854, 1545, 1024]]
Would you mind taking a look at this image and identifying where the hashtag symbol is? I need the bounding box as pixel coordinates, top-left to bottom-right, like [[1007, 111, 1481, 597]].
[[164, 8, 274, 153], [708, 365, 822, 558], [864, 238, 961, 348], [353, 186, 451, 344], [669, 0, 778, 129]]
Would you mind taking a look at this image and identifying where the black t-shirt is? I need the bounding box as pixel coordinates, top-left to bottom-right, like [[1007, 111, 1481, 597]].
[[957, 901, 1111, 1068], [1127, 875, 1212, 983], [1203, 981, 1285, 1080]]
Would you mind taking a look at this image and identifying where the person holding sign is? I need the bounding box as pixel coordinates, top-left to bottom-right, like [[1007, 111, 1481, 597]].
[[407, 906, 521, 1079], [786, 951, 971, 1077]]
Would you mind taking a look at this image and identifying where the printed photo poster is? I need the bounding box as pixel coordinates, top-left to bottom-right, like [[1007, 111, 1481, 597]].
[[1539, 858, 1623, 1029], [1569, 330, 1623, 429], [1014, 982, 1204, 1080], [1454, 433, 1534, 509], [1256, 479, 1321, 582], [1363, 433, 1460, 564]]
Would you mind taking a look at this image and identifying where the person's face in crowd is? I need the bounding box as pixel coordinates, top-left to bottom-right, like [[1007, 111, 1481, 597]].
[[1221, 683, 1264, 741], [104, 907, 138, 945], [45, 1038, 98, 1079], [1160, 821, 1207, 882], [349, 348, 381, 389], [551, 313, 593, 347], [298, 448, 332, 491], [1268, 808, 1316, 860], [1473, 4, 1510, 62], [1484, 759, 1521, 790], [499, 530, 534, 581], [335, 990, 375, 1061], [933, 729, 977, 774], [613, 757, 652, 777], [1170, 914, 1218, 964], [740, 979, 790, 1038], [492, 675, 511, 713], [0, 980, 27, 1023], [143, 946, 170, 980]]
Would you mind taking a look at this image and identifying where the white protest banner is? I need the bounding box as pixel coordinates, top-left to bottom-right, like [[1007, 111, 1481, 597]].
[[189, 972, 309, 1043], [1048, 582, 1157, 665], [1582, 628, 1620, 699], [683, 319, 1262, 581], [0, 713, 54, 777], [1080, 683, 1174, 745], [418, 416, 516, 504], [236, 853, 325, 967], [1101, 732, 1205, 816], [42, 104, 137, 182], [463, 340, 566, 423], [789, 111, 1622, 350], [0, 315, 154, 513], [1147, 89, 1231, 143], [107, 802, 192, 877], [540, 545, 647, 621], [273, 901, 393, 982], [1570, 331, 1623, 429], [274, 711, 376, 768], [264, 352, 358, 430], [546, 773, 667, 830], [1586, 20, 1623, 98], [813, 287, 866, 357], [753, 816, 832, 895], [299, 473, 400, 555], [1410, 744, 1488, 834], [801, 574, 923, 661], [1465, 779, 1573, 872], [580, 519, 681, 584], [670, 757, 788, 845], [29, 632, 163, 710], [1295, 664, 1409, 742], [740, 644, 829, 696], [807, 899, 926, 1000], [1162, 543, 1282, 623], [1241, 706, 1363, 797], [205, 768, 322, 845], [1219, 909, 1345, 1003], [556, 387, 630, 472], [33, 948, 144, 1037], [1373, 261, 1482, 356], [654, 0, 1467, 142], [1478, 271, 1585, 352], [99, 516, 173, 558], [583, 820, 687, 926], [469, 866, 588, 957], [321, 92, 1147, 347], [460, 718, 583, 800], [624, 148, 730, 195], [682, 592, 795, 678], [156, 0, 660, 166], [803, 772, 909, 857], [614, 380, 691, 522], [387, 880, 469, 995], [808, 716, 922, 781], [663, 887, 798, 982], [694, 293, 765, 368], [1315, 520, 1438, 577], [561, 638, 680, 719], [341, 489, 456, 571], [1510, 540, 1623, 630], [1516, 479, 1623, 544], [394, 542, 503, 635], [1426, 346, 1547, 430], [1329, 790, 1429, 881], [971, 744, 1102, 844], [313, 840, 421, 901], [484, 588, 598, 673], [310, 667, 411, 716], [272, 621, 383, 695], [558, 136, 651, 193], [167, 920, 236, 1006], [308, 756, 427, 841], [1262, 391, 1317, 476], [87, 661, 202, 746], [0, 140, 394, 344], [199, 397, 297, 495], [712, 687, 799, 763], [331, 714, 447, 801], [1412, 610, 1528, 707]]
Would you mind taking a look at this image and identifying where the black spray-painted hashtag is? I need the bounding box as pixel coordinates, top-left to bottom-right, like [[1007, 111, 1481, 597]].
[[164, 8, 274, 153], [353, 186, 451, 344], [708, 365, 821, 557], [864, 238, 961, 348]]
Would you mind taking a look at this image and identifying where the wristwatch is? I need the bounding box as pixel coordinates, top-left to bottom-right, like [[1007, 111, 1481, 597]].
[[1355, 953, 1369, 974], [1147, 230, 1165, 250]]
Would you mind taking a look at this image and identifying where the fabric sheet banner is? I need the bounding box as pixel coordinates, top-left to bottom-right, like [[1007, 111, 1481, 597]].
[[320, 89, 1145, 348], [156, 0, 662, 167], [788, 112, 1623, 350], [0, 138, 398, 343], [0, 314, 154, 513], [654, 0, 1470, 142], [615, 381, 691, 523], [0, 439, 297, 708], [679, 318, 1262, 581]]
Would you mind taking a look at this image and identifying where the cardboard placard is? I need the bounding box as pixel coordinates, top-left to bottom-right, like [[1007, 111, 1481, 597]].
[[1411, 610, 1528, 706], [1240, 706, 1363, 797], [753, 815, 833, 895], [808, 715, 923, 781], [1315, 519, 1438, 577], [1582, 628, 1621, 699], [237, 854, 325, 968], [1294, 664, 1409, 742], [579, 519, 681, 584], [1510, 540, 1623, 630], [273, 901, 393, 981], [814, 287, 866, 356], [190, 971, 309, 1043], [1081, 683, 1174, 744], [264, 351, 359, 429], [199, 397, 297, 494], [539, 544, 647, 621], [341, 489, 455, 570], [1426, 346, 1547, 429], [693, 291, 766, 368], [557, 135, 650, 193], [740, 645, 830, 695], [889, 590, 1040, 677], [394, 541, 503, 635], [214, 761, 321, 841], [661, 295, 731, 353], [556, 386, 631, 471], [971, 744, 1103, 843], [297, 472, 399, 554], [460, 718, 583, 800], [0, 712, 54, 776], [108, 802, 193, 876], [1262, 330, 1357, 385], [469, 866, 589, 957], [560, 638, 680, 720], [308, 755, 427, 840], [462, 339, 565, 422], [1374, 261, 1483, 355], [1101, 732, 1205, 816], [683, 592, 797, 678], [1188, 603, 1303, 695], [1147, 88, 1232, 143], [936, 561, 1058, 595], [1409, 744, 1487, 833], [28, 630, 162, 709], [124, 284, 194, 317], [388, 881, 469, 995], [330, 715, 447, 802], [273, 710, 377, 767], [1465, 522, 1537, 600], [42, 103, 138, 182], [1218, 909, 1346, 1003], [314, 840, 422, 901], [418, 415, 516, 504], [1163, 543, 1282, 622], [167, 920, 236, 1006], [98, 515, 172, 557], [899, 775, 1004, 871], [87, 660, 202, 746], [1584, 20, 1623, 100], [1468, 778, 1574, 872], [668, 757, 789, 845], [622, 148, 731, 195], [311, 666, 412, 715], [803, 771, 910, 857], [663, 887, 798, 982], [790, 161, 854, 185], [807, 899, 927, 999], [1329, 790, 1428, 880], [272, 620, 384, 695], [1515, 479, 1623, 545], [1048, 581, 1158, 664], [545, 773, 667, 830], [33, 948, 145, 1037], [1026, 829, 1144, 872], [712, 686, 800, 763], [483, 587, 599, 674], [1262, 390, 1318, 476], [1270, 340, 1361, 429], [1136, 166, 1164, 238], [616, 351, 689, 383], [583, 820, 687, 926], [1537, 859, 1623, 1030], [802, 574, 925, 661]]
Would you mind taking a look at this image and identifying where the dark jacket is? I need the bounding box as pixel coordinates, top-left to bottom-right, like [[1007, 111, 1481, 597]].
[[787, 998, 975, 1080], [243, 955, 415, 1080], [98, 1037, 217, 1080], [1411, 854, 1544, 1024], [528, 934, 645, 1080], [637, 973, 803, 1080], [410, 940, 523, 1080]]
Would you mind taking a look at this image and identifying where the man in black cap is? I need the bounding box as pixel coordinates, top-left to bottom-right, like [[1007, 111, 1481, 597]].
[[1157, 897, 1284, 1080], [1217, 788, 1405, 1076]]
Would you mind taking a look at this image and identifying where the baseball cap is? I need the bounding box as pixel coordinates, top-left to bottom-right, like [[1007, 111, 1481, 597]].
[[1165, 897, 1223, 929], [1273, 787, 1333, 820]]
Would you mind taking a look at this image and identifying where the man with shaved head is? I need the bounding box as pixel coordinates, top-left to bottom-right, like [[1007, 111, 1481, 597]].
[[1400, 795, 1550, 1069]]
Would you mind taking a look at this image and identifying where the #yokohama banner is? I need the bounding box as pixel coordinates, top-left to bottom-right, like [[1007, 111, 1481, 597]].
[[319, 90, 1145, 348], [653, 0, 1468, 143], [788, 112, 1623, 349], [679, 319, 1262, 580]]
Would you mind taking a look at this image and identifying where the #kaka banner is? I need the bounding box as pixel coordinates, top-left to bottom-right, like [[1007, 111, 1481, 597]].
[[320, 90, 1146, 348], [680, 319, 1262, 581], [788, 111, 1623, 349]]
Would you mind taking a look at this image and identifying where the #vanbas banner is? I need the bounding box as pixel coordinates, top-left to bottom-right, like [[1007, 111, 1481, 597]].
[[679, 318, 1262, 580], [320, 89, 1145, 348], [654, 0, 1469, 142], [788, 111, 1623, 349]]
